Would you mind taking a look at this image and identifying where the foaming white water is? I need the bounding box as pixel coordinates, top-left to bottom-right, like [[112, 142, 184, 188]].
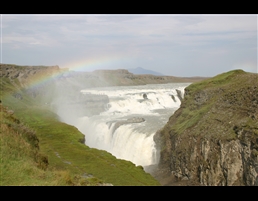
[[74, 83, 190, 167], [111, 125, 159, 166]]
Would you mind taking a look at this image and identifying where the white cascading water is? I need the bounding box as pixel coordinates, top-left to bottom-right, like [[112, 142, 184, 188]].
[[74, 83, 191, 167]]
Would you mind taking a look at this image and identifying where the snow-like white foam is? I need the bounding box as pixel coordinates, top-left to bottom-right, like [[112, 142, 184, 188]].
[[74, 83, 190, 166]]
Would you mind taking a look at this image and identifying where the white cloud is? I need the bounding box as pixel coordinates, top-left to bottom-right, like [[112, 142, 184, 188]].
[[2, 14, 257, 76]]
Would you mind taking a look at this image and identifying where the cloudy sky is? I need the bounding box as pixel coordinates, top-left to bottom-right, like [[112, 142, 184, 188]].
[[1, 14, 257, 77]]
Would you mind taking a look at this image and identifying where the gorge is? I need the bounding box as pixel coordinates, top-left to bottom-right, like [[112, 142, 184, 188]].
[[69, 83, 189, 168], [1, 64, 257, 186]]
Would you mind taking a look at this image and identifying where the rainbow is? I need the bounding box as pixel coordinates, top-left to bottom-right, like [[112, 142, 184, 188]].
[[25, 67, 68, 90], [64, 55, 132, 72], [4, 56, 133, 91]]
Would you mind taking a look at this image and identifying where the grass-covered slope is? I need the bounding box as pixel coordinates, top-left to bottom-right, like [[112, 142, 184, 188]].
[[0, 104, 76, 186], [154, 69, 258, 185], [171, 69, 258, 138], [0, 67, 160, 186]]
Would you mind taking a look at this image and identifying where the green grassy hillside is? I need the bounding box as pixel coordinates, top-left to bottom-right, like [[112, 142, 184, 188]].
[[153, 69, 258, 185], [0, 68, 160, 186]]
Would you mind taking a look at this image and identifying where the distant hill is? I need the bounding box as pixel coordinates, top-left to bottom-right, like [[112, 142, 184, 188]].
[[127, 67, 164, 76]]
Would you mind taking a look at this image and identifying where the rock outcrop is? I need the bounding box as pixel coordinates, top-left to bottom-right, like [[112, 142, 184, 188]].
[[107, 117, 145, 134], [176, 89, 183, 102], [0, 64, 60, 85], [153, 70, 258, 186]]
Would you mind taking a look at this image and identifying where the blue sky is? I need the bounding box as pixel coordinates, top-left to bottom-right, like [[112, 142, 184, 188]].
[[1, 14, 257, 77]]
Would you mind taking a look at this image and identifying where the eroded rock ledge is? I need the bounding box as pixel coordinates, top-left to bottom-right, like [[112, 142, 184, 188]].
[[107, 117, 145, 134]]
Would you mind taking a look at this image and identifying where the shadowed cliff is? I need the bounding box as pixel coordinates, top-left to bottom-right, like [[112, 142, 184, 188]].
[[153, 69, 258, 186]]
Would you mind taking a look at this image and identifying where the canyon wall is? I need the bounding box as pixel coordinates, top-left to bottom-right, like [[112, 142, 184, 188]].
[[153, 70, 258, 186]]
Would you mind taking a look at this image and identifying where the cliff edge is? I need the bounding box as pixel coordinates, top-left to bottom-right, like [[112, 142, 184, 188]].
[[153, 69, 258, 186]]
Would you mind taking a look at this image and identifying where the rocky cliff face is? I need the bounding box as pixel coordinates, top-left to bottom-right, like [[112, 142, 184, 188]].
[[153, 70, 258, 186], [1, 64, 61, 85]]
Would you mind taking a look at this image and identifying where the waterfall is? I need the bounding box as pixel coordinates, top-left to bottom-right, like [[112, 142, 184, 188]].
[[72, 83, 190, 167]]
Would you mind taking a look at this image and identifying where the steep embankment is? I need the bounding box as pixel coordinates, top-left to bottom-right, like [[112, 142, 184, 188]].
[[1, 64, 161, 186], [153, 70, 258, 186], [0, 103, 101, 186]]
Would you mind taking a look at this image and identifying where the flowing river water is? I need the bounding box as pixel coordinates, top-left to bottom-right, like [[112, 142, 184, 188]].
[[66, 83, 190, 167]]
